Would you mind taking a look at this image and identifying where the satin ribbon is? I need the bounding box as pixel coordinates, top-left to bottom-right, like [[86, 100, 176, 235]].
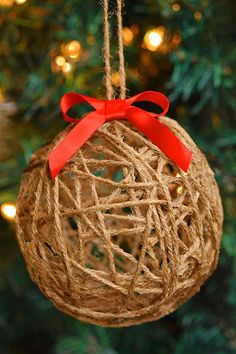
[[48, 91, 192, 179]]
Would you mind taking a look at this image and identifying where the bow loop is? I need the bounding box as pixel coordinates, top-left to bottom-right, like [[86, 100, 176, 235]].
[[127, 91, 169, 117], [48, 91, 192, 179], [60, 92, 104, 123]]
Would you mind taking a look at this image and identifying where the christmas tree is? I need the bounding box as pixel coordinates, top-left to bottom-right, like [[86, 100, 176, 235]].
[[0, 0, 236, 353]]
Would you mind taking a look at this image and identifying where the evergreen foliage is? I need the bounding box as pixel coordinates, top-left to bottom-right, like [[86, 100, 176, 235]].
[[0, 1, 235, 353]]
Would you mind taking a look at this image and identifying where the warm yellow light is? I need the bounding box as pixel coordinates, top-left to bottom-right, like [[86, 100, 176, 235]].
[[143, 28, 164, 51], [172, 34, 181, 46], [122, 27, 134, 46], [176, 185, 183, 195], [130, 24, 139, 36], [194, 11, 202, 20], [87, 33, 95, 45], [1, 203, 16, 221], [111, 72, 120, 87], [55, 55, 66, 67], [62, 62, 72, 74], [65, 40, 81, 59], [172, 3, 181, 12], [15, 0, 27, 4], [0, 0, 14, 7]]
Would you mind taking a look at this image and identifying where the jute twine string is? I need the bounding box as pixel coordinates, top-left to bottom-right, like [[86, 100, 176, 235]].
[[116, 0, 126, 98], [102, 0, 113, 99], [15, 0, 223, 327], [102, 0, 126, 99], [16, 114, 223, 326]]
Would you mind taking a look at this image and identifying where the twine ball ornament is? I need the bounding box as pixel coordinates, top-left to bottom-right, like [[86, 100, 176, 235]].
[[16, 0, 223, 327], [16, 116, 223, 327]]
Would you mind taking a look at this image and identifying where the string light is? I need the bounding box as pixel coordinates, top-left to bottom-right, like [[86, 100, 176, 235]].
[[0, 0, 27, 7], [122, 27, 134, 46], [143, 27, 165, 51], [194, 11, 202, 20], [0, 0, 14, 7], [15, 0, 27, 4], [62, 62, 72, 74], [172, 33, 182, 48], [55, 55, 66, 67], [111, 72, 120, 87], [64, 40, 81, 60], [172, 3, 181, 12], [1, 203, 16, 221], [87, 33, 95, 45]]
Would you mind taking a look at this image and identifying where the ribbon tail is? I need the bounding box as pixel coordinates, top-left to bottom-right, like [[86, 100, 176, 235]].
[[126, 106, 192, 172], [48, 112, 105, 179]]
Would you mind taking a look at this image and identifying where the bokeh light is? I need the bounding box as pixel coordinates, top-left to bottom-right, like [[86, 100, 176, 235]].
[[143, 27, 165, 51], [172, 3, 181, 12], [62, 62, 72, 74], [0, 0, 14, 7], [64, 40, 81, 59], [194, 11, 202, 20], [55, 55, 66, 67], [1, 203, 16, 221], [122, 27, 134, 46], [111, 72, 120, 87], [15, 0, 27, 4]]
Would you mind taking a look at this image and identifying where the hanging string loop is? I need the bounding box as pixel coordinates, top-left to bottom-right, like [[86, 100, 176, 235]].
[[102, 0, 126, 99]]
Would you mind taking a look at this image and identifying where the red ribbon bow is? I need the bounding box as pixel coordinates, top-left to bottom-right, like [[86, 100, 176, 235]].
[[48, 91, 192, 179]]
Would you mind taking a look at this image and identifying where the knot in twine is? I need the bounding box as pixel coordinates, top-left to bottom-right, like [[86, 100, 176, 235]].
[[102, 99, 126, 121]]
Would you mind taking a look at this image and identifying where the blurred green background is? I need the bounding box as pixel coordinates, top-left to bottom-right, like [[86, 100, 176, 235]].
[[0, 0, 236, 353]]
